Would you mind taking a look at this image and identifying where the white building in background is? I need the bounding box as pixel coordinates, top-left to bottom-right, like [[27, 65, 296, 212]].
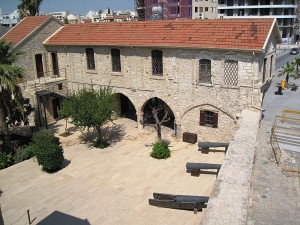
[[67, 14, 79, 24], [1, 10, 20, 27], [49, 11, 69, 22], [218, 0, 297, 43], [192, 0, 218, 19]]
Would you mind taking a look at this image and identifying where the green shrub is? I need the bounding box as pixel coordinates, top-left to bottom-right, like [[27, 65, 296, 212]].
[[32, 129, 56, 146], [150, 140, 171, 159], [14, 145, 36, 163], [0, 152, 13, 169], [31, 130, 64, 172], [36, 142, 64, 172]]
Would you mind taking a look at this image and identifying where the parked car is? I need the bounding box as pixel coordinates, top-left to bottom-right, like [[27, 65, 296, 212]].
[[290, 48, 299, 55]]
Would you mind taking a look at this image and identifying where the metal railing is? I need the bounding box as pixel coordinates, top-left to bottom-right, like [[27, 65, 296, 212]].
[[271, 112, 300, 174]]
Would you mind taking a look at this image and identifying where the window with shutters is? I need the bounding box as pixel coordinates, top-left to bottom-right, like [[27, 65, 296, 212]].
[[224, 60, 238, 86], [152, 50, 163, 76], [199, 110, 218, 128], [111, 48, 121, 72], [86, 48, 95, 70], [199, 59, 212, 84]]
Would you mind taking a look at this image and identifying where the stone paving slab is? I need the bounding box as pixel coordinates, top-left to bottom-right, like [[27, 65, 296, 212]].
[[0, 118, 225, 225]]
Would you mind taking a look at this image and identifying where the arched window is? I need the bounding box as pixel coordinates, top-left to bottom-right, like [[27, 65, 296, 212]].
[[111, 48, 121, 72], [199, 59, 212, 84], [86, 48, 95, 70], [152, 50, 163, 76]]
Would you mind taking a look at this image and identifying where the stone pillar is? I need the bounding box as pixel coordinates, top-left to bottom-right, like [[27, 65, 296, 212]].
[[175, 120, 182, 138], [137, 110, 144, 130]]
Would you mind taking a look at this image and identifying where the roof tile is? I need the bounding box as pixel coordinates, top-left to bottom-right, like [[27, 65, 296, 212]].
[[45, 18, 275, 51], [1, 16, 50, 47]]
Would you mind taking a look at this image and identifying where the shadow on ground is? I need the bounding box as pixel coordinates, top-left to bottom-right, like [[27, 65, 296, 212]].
[[79, 124, 126, 148], [36, 211, 90, 225]]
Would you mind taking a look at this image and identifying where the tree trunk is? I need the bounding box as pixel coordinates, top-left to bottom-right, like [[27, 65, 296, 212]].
[[157, 124, 162, 141], [95, 126, 103, 142], [0, 93, 10, 152]]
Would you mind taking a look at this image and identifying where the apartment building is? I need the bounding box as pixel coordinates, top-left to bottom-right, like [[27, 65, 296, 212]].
[[193, 0, 218, 19], [136, 0, 193, 20], [1, 10, 20, 27], [218, 0, 297, 43]]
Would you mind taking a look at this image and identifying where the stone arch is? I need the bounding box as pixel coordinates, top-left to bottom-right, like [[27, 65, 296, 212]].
[[114, 92, 137, 121], [181, 103, 237, 123], [141, 97, 176, 130]]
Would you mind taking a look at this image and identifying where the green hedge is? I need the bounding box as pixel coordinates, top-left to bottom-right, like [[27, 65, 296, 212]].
[[31, 130, 64, 172], [36, 143, 64, 172]]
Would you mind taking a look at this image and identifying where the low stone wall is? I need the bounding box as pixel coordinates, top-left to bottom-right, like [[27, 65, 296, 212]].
[[200, 109, 261, 225]]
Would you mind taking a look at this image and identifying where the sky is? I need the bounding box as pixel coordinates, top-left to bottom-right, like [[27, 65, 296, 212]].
[[0, 0, 134, 15]]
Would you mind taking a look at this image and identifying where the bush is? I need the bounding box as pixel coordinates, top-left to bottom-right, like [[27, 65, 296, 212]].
[[0, 152, 13, 169], [150, 140, 171, 159], [13, 145, 36, 163], [31, 130, 64, 172], [36, 142, 64, 172], [32, 129, 56, 146]]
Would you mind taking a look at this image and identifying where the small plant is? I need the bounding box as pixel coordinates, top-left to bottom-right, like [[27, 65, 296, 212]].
[[0, 152, 13, 169], [150, 140, 171, 159], [13, 145, 36, 163]]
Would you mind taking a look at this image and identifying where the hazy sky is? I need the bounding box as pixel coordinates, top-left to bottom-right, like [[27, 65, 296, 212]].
[[0, 0, 135, 14]]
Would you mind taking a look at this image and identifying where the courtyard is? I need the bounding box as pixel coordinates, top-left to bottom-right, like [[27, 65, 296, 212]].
[[0, 118, 225, 225]]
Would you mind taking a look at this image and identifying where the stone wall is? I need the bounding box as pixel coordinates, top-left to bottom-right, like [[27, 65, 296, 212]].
[[45, 44, 276, 140], [200, 109, 261, 225], [13, 19, 63, 81]]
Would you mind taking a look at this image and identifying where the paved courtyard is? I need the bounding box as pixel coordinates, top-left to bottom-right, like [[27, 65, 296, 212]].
[[0, 119, 225, 225]]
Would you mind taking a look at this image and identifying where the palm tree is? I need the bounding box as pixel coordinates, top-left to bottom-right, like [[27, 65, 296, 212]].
[[294, 58, 300, 79], [18, 0, 43, 18], [278, 62, 296, 87], [0, 40, 24, 152]]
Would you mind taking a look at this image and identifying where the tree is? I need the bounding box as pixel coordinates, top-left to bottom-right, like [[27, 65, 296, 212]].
[[278, 62, 296, 87], [142, 98, 170, 141], [294, 57, 300, 79], [18, 0, 43, 18], [59, 87, 116, 147], [0, 40, 24, 152]]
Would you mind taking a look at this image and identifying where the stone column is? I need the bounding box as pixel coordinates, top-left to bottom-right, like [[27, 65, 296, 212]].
[[175, 120, 182, 138], [137, 110, 144, 130]]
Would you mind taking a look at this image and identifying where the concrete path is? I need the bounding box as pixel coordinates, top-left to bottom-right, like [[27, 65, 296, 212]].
[[247, 55, 300, 224], [0, 119, 225, 225]]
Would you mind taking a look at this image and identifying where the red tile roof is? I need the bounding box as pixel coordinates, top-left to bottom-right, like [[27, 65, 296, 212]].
[[1, 16, 51, 47], [44, 18, 278, 51]]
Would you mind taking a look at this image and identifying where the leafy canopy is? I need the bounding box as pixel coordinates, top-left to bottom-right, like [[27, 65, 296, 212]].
[[60, 87, 116, 132]]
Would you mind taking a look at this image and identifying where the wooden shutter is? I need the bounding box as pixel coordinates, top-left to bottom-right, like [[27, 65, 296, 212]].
[[200, 110, 205, 126], [213, 112, 218, 128]]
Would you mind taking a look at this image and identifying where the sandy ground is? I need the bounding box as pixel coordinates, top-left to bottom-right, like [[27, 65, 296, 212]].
[[0, 118, 225, 225]]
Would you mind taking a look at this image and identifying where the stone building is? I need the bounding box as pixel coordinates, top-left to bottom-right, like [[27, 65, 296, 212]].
[[43, 18, 281, 141], [0, 16, 65, 127]]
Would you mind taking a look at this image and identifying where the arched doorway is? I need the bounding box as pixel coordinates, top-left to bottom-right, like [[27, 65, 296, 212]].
[[115, 93, 137, 121], [142, 97, 175, 130]]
